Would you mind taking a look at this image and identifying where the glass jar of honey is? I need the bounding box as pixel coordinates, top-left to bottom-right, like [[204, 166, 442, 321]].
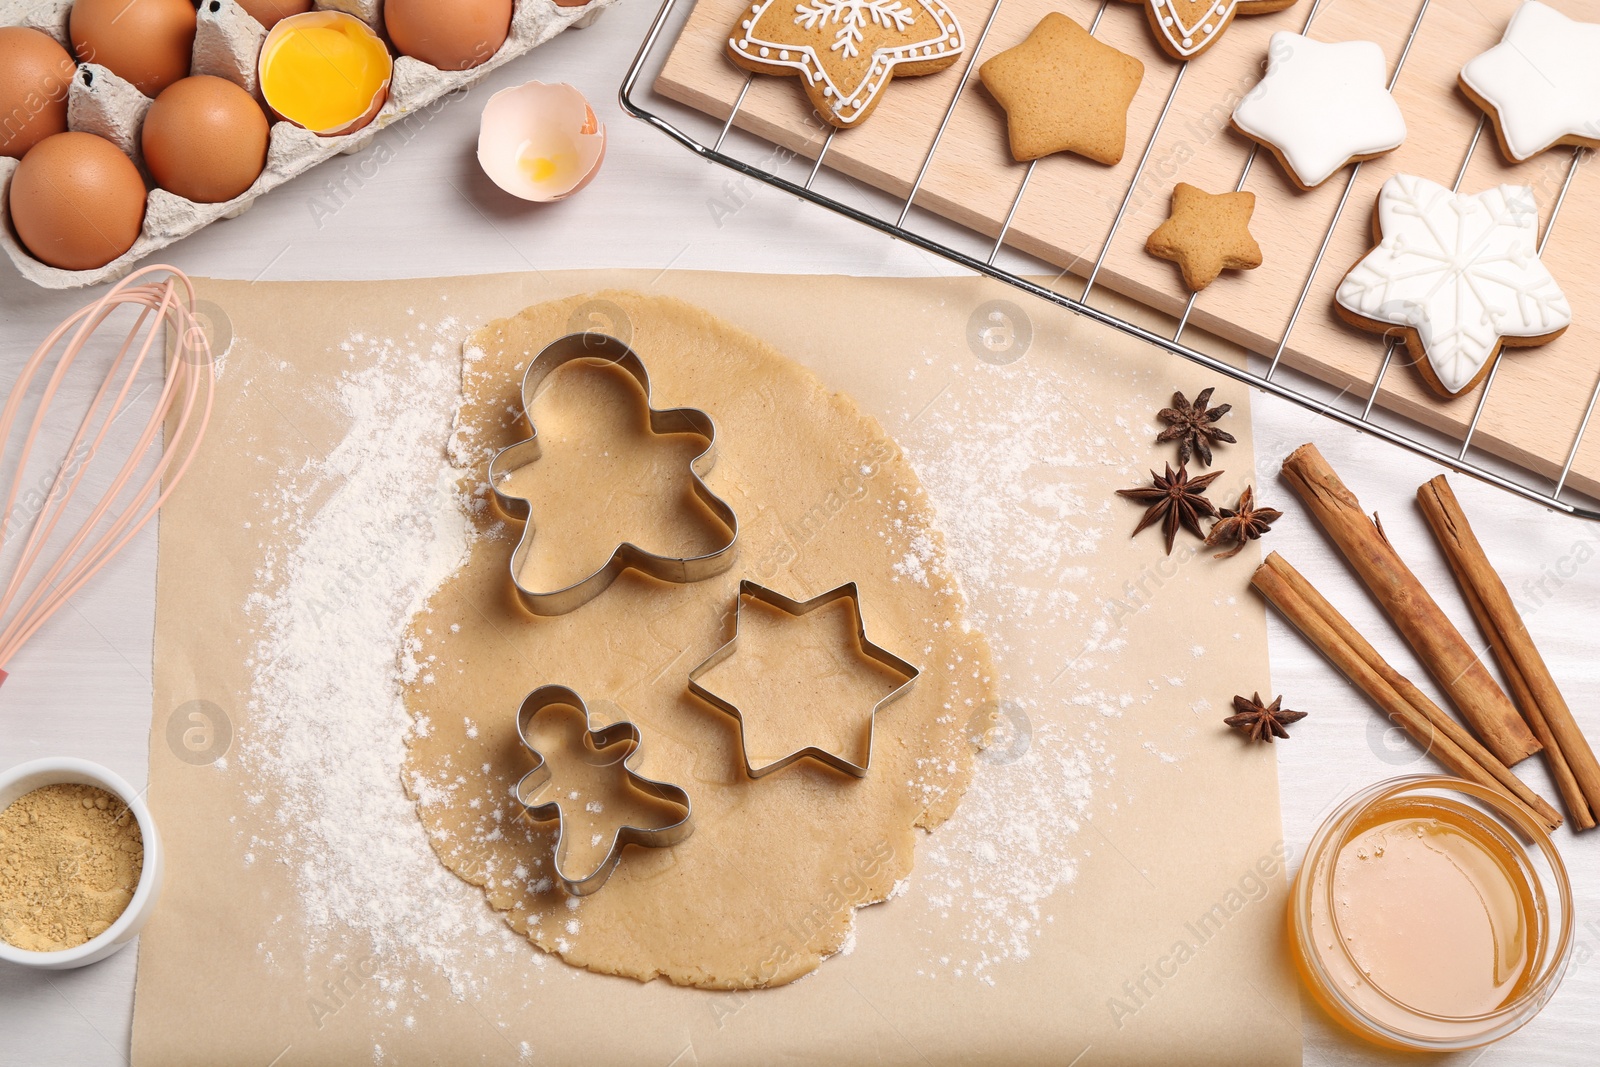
[[1291, 776, 1572, 1050]]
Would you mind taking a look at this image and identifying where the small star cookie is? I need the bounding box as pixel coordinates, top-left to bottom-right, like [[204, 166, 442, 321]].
[[1146, 183, 1263, 291], [726, 0, 965, 129], [1459, 1, 1600, 163], [1115, 0, 1299, 61], [979, 13, 1144, 164], [1231, 32, 1407, 190]]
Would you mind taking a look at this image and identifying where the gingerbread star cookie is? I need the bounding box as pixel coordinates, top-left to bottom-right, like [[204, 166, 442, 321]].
[[1459, 1, 1600, 163], [979, 12, 1144, 164], [1335, 174, 1571, 399], [1115, 0, 1299, 61], [726, 0, 965, 128], [1146, 183, 1263, 291], [1231, 32, 1407, 189]]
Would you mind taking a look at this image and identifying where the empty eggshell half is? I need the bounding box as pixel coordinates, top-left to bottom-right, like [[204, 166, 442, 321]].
[[477, 82, 605, 203]]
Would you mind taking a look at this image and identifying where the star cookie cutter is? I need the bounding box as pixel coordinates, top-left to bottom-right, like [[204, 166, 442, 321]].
[[686, 580, 920, 779], [512, 684, 694, 896], [488, 333, 739, 616]]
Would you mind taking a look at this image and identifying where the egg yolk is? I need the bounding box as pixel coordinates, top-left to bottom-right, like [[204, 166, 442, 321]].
[[516, 138, 579, 189], [261, 15, 390, 133]]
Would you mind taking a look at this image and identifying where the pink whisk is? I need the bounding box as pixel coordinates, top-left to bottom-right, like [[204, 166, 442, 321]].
[[0, 266, 215, 684]]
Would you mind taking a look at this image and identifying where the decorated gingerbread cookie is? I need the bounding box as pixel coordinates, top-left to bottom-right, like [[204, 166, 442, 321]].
[[1459, 1, 1600, 164], [1231, 32, 1407, 190], [1335, 174, 1571, 399], [726, 0, 964, 128], [1114, 0, 1298, 61], [1145, 183, 1262, 291], [979, 12, 1144, 165]]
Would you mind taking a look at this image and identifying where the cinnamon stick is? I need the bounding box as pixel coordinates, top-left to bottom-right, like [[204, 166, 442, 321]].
[[1453, 563, 1594, 830], [1252, 553, 1561, 831], [1418, 475, 1600, 829], [1280, 444, 1540, 767]]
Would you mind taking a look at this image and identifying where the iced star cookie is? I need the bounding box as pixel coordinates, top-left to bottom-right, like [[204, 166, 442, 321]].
[[1335, 174, 1571, 400], [1145, 183, 1262, 291], [1459, 1, 1600, 164], [726, 0, 964, 128], [1113, 0, 1299, 61], [979, 12, 1144, 164], [1231, 32, 1407, 190]]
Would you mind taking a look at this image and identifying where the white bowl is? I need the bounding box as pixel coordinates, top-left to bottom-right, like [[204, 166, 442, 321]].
[[0, 758, 164, 970]]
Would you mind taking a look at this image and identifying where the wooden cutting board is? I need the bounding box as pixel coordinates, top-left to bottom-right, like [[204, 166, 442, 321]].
[[656, 0, 1600, 502]]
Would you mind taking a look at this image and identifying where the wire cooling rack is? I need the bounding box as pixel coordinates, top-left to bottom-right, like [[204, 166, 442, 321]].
[[619, 0, 1599, 519]]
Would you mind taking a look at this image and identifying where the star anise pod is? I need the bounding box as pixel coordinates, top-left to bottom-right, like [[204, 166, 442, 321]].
[[1115, 463, 1222, 554], [1224, 692, 1307, 743], [1157, 388, 1236, 466], [1205, 485, 1284, 559]]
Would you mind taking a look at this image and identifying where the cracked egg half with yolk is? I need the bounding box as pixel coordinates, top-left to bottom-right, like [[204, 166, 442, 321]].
[[477, 81, 606, 203]]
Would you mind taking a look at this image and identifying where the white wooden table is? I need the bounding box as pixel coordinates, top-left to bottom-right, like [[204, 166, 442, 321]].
[[1, 2, 1596, 1063]]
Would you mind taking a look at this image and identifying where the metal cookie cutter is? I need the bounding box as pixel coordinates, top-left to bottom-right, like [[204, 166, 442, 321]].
[[488, 333, 738, 616], [686, 580, 920, 779], [512, 684, 694, 896]]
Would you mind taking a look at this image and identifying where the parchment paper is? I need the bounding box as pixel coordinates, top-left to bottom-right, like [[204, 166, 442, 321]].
[[135, 270, 1299, 1066]]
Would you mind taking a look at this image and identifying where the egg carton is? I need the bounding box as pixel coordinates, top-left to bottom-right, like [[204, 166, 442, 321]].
[[0, 0, 614, 289]]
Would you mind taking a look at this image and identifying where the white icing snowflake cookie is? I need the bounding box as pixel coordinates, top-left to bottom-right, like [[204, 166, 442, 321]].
[[1335, 174, 1572, 399], [1459, 1, 1600, 163], [1231, 32, 1406, 189], [726, 0, 964, 128]]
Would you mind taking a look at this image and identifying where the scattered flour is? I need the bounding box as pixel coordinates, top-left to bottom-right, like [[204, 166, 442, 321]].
[[890, 344, 1154, 980], [241, 318, 522, 994], [914, 715, 1096, 982]]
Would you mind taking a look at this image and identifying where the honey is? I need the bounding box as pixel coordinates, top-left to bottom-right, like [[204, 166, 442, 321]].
[[1291, 777, 1572, 1050]]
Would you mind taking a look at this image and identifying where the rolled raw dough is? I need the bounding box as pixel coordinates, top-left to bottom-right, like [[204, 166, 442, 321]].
[[401, 291, 996, 989]]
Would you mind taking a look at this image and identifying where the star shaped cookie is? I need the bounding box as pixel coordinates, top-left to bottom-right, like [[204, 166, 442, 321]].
[[1335, 174, 1572, 399], [726, 0, 965, 128], [687, 582, 918, 779], [1459, 1, 1600, 163], [1231, 32, 1407, 189], [1114, 0, 1299, 61], [979, 12, 1144, 164], [1145, 183, 1263, 291]]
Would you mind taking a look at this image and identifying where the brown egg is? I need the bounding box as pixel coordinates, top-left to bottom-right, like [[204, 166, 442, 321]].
[[70, 0, 196, 98], [0, 28, 77, 159], [385, 0, 512, 71], [142, 75, 269, 203], [10, 132, 146, 270], [234, 0, 314, 32]]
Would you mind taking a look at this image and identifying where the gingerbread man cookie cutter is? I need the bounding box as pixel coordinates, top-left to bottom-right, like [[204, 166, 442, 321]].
[[512, 684, 695, 896], [686, 580, 920, 779], [488, 333, 739, 616]]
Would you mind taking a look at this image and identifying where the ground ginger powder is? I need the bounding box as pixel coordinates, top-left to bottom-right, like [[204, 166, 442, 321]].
[[0, 783, 144, 952]]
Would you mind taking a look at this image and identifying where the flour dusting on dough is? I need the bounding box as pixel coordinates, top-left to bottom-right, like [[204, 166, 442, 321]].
[[238, 317, 512, 992], [399, 292, 997, 990]]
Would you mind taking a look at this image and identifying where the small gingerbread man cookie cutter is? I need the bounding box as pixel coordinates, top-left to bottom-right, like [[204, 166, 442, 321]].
[[687, 580, 920, 779], [512, 684, 694, 896], [488, 333, 739, 616]]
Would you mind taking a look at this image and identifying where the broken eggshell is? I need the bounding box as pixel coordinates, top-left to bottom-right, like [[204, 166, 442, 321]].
[[476, 81, 605, 202]]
